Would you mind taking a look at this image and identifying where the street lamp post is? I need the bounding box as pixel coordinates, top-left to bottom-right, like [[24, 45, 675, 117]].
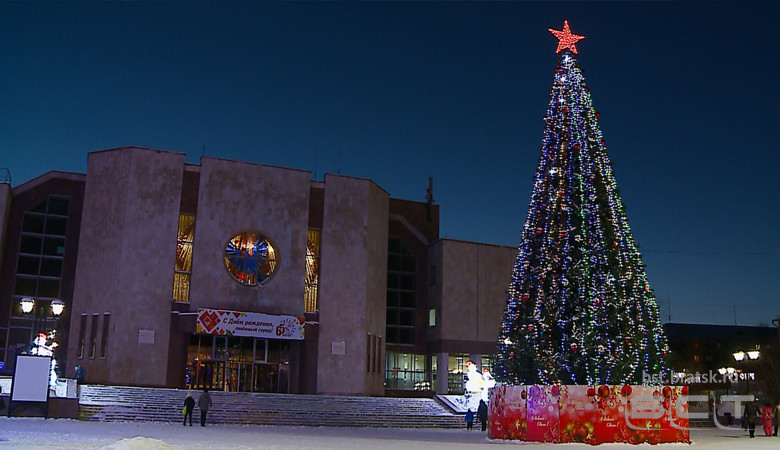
[[19, 297, 64, 356], [731, 348, 759, 397]]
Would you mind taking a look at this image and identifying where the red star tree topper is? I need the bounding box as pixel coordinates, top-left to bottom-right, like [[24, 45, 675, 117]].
[[549, 20, 585, 54]]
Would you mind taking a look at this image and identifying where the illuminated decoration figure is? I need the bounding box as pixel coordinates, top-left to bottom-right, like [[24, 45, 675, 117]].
[[464, 360, 483, 394], [29, 331, 60, 390], [481, 368, 496, 402], [224, 232, 278, 286], [494, 21, 669, 386]]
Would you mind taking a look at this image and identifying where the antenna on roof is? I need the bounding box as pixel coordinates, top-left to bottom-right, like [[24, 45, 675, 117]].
[[666, 297, 671, 323], [426, 176, 435, 220]]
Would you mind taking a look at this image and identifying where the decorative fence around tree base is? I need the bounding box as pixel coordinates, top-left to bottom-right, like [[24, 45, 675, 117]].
[[489, 385, 691, 445]]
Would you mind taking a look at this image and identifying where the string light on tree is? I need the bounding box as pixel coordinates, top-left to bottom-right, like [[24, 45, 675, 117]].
[[494, 21, 670, 386]]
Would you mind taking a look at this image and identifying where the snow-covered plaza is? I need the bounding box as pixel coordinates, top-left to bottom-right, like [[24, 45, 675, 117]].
[[0, 419, 775, 450]]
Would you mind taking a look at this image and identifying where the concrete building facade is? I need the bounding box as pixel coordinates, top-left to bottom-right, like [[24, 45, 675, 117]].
[[0, 146, 515, 396]]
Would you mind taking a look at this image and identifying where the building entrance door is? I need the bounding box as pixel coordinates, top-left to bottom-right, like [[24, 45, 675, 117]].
[[252, 363, 278, 393], [225, 362, 253, 392], [186, 334, 291, 393]]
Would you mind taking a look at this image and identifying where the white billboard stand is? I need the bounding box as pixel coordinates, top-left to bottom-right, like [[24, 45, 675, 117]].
[[8, 355, 51, 418]]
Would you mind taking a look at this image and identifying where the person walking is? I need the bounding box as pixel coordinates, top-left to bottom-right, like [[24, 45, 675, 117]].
[[198, 387, 212, 427], [761, 403, 774, 436], [744, 401, 758, 438], [183, 392, 195, 426], [774, 401, 780, 436], [465, 408, 474, 430], [477, 399, 488, 432]]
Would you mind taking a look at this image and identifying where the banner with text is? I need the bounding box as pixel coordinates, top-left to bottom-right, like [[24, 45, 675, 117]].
[[196, 308, 305, 340]]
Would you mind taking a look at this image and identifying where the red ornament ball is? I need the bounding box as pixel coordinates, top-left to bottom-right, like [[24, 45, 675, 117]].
[[662, 386, 672, 398], [551, 385, 560, 397], [621, 385, 632, 397], [521, 390, 527, 400], [587, 387, 596, 397]]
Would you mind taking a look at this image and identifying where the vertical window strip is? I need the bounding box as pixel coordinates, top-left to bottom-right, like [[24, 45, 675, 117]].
[[366, 334, 372, 373], [375, 335, 382, 374], [89, 314, 98, 359], [78, 314, 87, 359], [100, 313, 110, 358], [304, 229, 321, 312], [173, 214, 195, 302]]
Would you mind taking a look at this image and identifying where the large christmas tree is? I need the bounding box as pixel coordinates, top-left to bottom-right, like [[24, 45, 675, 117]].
[[495, 21, 669, 386]]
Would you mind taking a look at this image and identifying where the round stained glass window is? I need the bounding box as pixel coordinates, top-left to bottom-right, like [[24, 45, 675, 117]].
[[224, 232, 278, 286]]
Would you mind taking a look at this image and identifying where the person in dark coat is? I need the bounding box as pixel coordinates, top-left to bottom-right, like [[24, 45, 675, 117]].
[[477, 399, 488, 432], [744, 401, 758, 438], [774, 401, 779, 436], [74, 364, 85, 384], [183, 392, 195, 426], [465, 408, 474, 430], [198, 387, 212, 427]]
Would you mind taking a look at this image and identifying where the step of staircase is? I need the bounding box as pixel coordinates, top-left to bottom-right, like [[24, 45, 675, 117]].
[[78, 385, 464, 428]]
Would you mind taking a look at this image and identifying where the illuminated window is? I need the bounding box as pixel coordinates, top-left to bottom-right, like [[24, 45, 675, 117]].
[[173, 214, 195, 302], [385, 351, 428, 390], [304, 229, 320, 312], [224, 232, 278, 286]]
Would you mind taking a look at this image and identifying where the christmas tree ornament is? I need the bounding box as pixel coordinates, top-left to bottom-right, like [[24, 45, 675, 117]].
[[548, 21, 585, 54]]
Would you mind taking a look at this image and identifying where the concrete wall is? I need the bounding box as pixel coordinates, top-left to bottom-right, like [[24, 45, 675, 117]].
[[429, 239, 516, 354], [187, 157, 310, 316], [69, 147, 185, 386], [317, 175, 388, 395]]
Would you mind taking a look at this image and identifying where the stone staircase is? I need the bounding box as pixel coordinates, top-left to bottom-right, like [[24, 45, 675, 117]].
[[78, 385, 463, 428]]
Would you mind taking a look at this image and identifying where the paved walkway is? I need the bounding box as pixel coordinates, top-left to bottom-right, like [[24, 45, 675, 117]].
[[0, 418, 775, 449]]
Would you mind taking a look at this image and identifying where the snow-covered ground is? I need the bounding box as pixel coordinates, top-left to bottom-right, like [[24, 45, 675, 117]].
[[0, 419, 775, 449]]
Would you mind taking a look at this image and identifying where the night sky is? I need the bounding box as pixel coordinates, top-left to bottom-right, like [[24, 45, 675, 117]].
[[2, 3, 778, 327]]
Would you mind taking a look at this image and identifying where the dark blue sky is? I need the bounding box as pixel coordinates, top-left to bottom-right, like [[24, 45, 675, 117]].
[[2, 2, 778, 327]]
